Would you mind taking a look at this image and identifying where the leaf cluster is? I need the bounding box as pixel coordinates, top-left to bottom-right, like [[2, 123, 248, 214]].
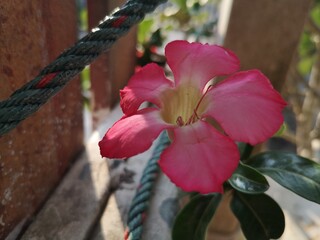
[[172, 146, 320, 240]]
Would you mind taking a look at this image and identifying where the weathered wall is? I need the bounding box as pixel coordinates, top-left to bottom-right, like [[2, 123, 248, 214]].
[[0, 1, 83, 238]]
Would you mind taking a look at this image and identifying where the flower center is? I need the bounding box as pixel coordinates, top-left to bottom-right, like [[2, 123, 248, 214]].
[[160, 84, 209, 126]]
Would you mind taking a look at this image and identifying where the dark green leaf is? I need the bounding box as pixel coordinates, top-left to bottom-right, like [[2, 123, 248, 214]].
[[237, 142, 253, 160], [229, 162, 269, 194], [247, 151, 320, 204], [172, 194, 222, 240], [231, 192, 285, 240]]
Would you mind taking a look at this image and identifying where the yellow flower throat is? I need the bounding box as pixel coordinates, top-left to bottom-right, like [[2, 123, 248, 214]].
[[160, 84, 209, 126]]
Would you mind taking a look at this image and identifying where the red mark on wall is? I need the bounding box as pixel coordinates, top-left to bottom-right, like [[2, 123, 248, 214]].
[[112, 16, 127, 28], [36, 72, 59, 88]]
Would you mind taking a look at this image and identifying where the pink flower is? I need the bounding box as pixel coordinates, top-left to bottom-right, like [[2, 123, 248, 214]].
[[99, 40, 286, 194]]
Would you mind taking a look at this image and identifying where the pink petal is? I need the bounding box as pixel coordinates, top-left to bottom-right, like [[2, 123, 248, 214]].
[[165, 40, 240, 90], [159, 121, 239, 194], [204, 70, 287, 145], [99, 108, 172, 158], [120, 63, 173, 115]]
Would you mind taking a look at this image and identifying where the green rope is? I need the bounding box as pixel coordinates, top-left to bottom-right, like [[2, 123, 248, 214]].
[[0, 0, 167, 136], [125, 132, 170, 240]]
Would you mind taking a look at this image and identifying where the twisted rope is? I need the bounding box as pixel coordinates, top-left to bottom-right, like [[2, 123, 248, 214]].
[[124, 132, 170, 240], [0, 0, 167, 136]]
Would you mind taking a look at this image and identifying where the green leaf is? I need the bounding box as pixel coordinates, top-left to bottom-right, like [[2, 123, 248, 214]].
[[298, 31, 316, 57], [171, 0, 188, 10], [237, 142, 253, 160], [228, 162, 269, 194], [247, 151, 320, 204], [231, 192, 285, 240], [298, 55, 314, 76], [274, 123, 286, 137], [172, 194, 222, 240], [138, 19, 154, 44], [311, 4, 320, 27]]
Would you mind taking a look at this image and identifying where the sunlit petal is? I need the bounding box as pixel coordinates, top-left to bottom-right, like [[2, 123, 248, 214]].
[[159, 121, 239, 194], [204, 70, 287, 145], [165, 40, 240, 90], [99, 108, 173, 158], [120, 63, 173, 115]]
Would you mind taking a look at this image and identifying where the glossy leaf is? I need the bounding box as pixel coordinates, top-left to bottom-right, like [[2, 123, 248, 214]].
[[237, 142, 253, 160], [247, 151, 320, 204], [231, 192, 285, 240], [172, 194, 222, 240], [228, 162, 269, 194]]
